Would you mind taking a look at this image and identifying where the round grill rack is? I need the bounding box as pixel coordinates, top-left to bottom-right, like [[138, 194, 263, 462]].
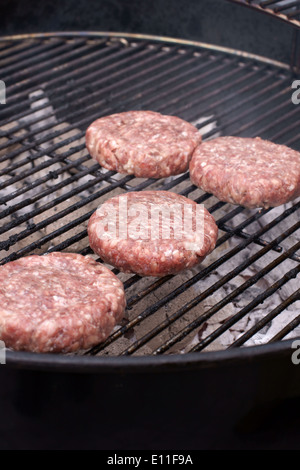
[[0, 32, 299, 367]]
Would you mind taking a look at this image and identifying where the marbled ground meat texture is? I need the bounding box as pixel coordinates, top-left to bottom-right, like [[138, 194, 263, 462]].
[[86, 110, 202, 178], [0, 253, 125, 353], [190, 136, 300, 209], [88, 191, 218, 277]]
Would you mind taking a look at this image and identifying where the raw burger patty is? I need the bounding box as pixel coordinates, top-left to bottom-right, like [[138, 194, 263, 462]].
[[85, 110, 201, 178], [88, 191, 218, 277], [0, 253, 125, 353], [190, 136, 300, 209]]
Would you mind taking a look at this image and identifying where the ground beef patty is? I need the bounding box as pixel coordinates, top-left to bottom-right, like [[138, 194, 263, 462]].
[[88, 191, 218, 277], [86, 110, 201, 178], [0, 253, 125, 353], [190, 136, 300, 209]]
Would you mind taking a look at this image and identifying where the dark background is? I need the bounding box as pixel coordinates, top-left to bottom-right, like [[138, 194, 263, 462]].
[[0, 0, 297, 64]]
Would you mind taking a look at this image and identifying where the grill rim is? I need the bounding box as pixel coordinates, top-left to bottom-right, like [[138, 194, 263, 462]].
[[0, 30, 299, 369], [227, 0, 300, 29], [0, 31, 290, 70], [5, 338, 297, 373]]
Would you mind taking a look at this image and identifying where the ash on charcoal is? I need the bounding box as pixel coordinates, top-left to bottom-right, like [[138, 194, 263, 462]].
[[186, 202, 300, 352], [191, 115, 220, 139], [0, 89, 107, 261]]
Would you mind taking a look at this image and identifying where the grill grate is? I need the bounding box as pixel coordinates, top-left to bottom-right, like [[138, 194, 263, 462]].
[[228, 0, 300, 27], [0, 33, 299, 357]]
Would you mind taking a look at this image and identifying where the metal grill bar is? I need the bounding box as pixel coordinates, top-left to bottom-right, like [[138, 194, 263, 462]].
[[0, 64, 284, 194], [0, 54, 202, 170], [0, 41, 52, 64], [0, 50, 192, 151], [221, 225, 300, 262], [190, 250, 300, 352], [0, 48, 198, 172], [0, 48, 213, 142], [269, 308, 300, 341], [204, 82, 292, 139], [288, 9, 300, 17], [0, 34, 299, 358], [184, 75, 288, 138], [0, 154, 91, 212], [3, 40, 132, 100], [228, 0, 300, 27], [274, 1, 300, 13], [161, 67, 269, 120], [0, 40, 145, 118], [122, 213, 300, 355], [1, 39, 85, 80], [0, 56, 262, 200], [0, 172, 132, 263], [229, 288, 300, 347], [284, 133, 300, 146], [260, 0, 300, 9]]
